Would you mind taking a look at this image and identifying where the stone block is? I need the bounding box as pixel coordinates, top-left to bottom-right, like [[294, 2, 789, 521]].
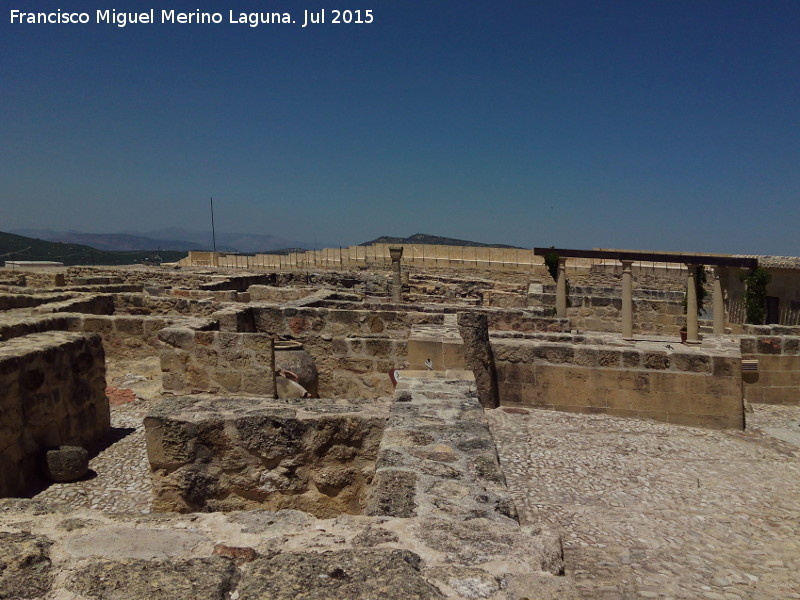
[[739, 337, 757, 354], [0, 532, 54, 599], [331, 338, 348, 355], [240, 370, 275, 396], [43, 446, 88, 482], [756, 337, 782, 354], [573, 348, 598, 367], [329, 310, 360, 325], [498, 381, 523, 404], [491, 342, 536, 364], [712, 357, 737, 377], [780, 355, 800, 370], [407, 338, 443, 370], [213, 368, 243, 392], [564, 369, 590, 387], [82, 317, 113, 335], [621, 351, 640, 368], [643, 351, 669, 370], [597, 350, 621, 368], [671, 353, 712, 373], [114, 316, 145, 336], [441, 341, 466, 369], [783, 337, 800, 354], [365, 468, 417, 517], [537, 344, 574, 364], [666, 412, 703, 428], [365, 338, 393, 359], [158, 328, 196, 350], [241, 334, 273, 356]]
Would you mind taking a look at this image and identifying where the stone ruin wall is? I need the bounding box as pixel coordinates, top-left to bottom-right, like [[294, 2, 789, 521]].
[[144, 397, 386, 516], [113, 292, 222, 316], [493, 336, 744, 429], [0, 332, 110, 497], [29, 294, 116, 316], [251, 305, 424, 398], [0, 292, 78, 311], [0, 312, 75, 342], [0, 372, 568, 600], [741, 325, 800, 405], [529, 283, 688, 335], [158, 328, 275, 397], [65, 313, 211, 363]]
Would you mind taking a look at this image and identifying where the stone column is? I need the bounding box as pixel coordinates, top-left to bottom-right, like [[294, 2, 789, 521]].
[[555, 257, 567, 318], [685, 264, 700, 344], [389, 247, 403, 303], [621, 260, 634, 340], [457, 312, 499, 409], [712, 266, 726, 335]]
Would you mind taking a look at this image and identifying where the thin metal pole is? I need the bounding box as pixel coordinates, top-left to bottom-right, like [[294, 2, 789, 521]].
[[210, 197, 217, 252]]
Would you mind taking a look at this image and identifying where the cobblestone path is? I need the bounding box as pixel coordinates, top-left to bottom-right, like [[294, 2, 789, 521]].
[[34, 400, 152, 513], [487, 405, 800, 600]]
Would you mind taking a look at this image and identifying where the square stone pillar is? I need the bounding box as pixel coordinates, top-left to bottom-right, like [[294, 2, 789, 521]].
[[556, 257, 567, 318], [712, 266, 726, 335], [621, 260, 634, 340], [685, 264, 700, 344], [389, 247, 403, 303]]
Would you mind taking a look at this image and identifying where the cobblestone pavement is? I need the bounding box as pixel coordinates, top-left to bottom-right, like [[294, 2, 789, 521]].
[[34, 399, 153, 513], [487, 405, 800, 600]]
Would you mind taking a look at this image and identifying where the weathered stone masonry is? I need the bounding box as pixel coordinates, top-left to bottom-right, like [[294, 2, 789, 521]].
[[493, 335, 744, 429], [0, 332, 110, 496]]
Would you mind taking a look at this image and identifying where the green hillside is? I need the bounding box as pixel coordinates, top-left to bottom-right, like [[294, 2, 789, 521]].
[[0, 231, 187, 266]]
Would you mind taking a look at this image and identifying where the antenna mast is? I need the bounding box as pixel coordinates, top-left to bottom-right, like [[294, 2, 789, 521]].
[[210, 196, 217, 252]]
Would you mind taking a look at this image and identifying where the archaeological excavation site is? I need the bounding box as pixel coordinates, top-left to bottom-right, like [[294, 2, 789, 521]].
[[1, 244, 799, 599]]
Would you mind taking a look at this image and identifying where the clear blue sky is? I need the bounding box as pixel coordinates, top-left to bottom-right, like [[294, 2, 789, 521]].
[[2, 1, 798, 253]]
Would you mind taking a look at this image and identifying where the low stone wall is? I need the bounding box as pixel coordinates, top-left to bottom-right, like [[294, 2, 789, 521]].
[[0, 313, 74, 342], [199, 274, 274, 292], [253, 305, 422, 398], [407, 323, 465, 371], [114, 293, 221, 317], [493, 337, 744, 429], [206, 305, 414, 398], [0, 270, 63, 288], [64, 314, 210, 362], [64, 266, 217, 289], [145, 397, 386, 516], [247, 285, 318, 303], [0, 332, 110, 497], [740, 325, 800, 405], [60, 284, 141, 294], [158, 328, 275, 396], [370, 371, 516, 521], [31, 294, 115, 316], [528, 283, 687, 334], [486, 310, 569, 333], [0, 292, 77, 311], [325, 335, 407, 398], [171, 288, 249, 302], [213, 306, 256, 333], [255, 301, 427, 342]]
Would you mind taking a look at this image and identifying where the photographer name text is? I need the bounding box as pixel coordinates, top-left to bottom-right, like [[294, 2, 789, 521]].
[[9, 8, 374, 28]]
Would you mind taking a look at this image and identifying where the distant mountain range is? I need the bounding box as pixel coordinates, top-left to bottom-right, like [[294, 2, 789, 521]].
[[361, 233, 523, 248], [12, 228, 308, 254], [6, 229, 521, 261], [0, 231, 186, 266]]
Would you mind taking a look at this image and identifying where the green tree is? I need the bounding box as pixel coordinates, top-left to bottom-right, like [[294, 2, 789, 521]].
[[742, 267, 771, 325]]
